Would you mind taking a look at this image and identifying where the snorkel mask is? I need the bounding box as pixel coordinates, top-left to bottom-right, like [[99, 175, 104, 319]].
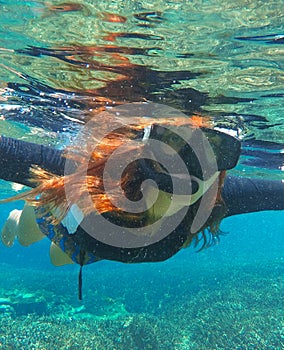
[[148, 124, 241, 177]]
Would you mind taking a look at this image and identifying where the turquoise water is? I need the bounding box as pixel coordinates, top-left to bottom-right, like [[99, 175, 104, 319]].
[[0, 1, 283, 349]]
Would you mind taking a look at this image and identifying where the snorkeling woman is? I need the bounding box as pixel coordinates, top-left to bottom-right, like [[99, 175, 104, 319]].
[[1, 106, 283, 268]]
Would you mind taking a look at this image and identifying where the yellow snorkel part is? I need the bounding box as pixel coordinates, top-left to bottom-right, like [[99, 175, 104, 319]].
[[145, 171, 220, 223]]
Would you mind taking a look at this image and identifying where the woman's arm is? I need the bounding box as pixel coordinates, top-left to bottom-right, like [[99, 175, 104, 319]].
[[222, 175, 284, 217], [0, 136, 65, 187]]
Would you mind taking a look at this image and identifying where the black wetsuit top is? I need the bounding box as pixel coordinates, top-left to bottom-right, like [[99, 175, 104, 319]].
[[1, 136, 283, 217]]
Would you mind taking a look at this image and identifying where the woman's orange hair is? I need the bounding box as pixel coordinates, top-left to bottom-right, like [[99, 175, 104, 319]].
[[2, 113, 215, 224]]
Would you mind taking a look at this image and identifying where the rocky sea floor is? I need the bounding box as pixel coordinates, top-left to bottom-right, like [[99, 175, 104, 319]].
[[0, 258, 283, 350]]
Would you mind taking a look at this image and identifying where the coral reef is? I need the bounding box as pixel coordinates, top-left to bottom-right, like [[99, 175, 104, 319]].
[[0, 260, 283, 349]]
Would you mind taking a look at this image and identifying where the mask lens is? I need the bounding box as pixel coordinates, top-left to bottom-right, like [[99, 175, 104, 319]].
[[201, 128, 241, 171], [150, 124, 241, 177]]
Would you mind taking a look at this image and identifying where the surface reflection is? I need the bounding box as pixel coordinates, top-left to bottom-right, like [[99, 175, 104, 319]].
[[0, 3, 283, 177]]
